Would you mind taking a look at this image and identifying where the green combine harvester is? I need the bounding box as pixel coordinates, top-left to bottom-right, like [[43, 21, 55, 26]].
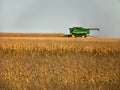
[[66, 26, 100, 38]]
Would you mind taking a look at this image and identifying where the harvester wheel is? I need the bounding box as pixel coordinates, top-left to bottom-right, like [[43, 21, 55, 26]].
[[72, 34, 75, 38], [82, 35, 85, 38]]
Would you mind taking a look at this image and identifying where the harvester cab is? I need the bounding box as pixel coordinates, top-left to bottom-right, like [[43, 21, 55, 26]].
[[69, 26, 99, 38]]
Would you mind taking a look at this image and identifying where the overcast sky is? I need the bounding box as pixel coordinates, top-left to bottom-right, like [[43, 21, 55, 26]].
[[0, 0, 120, 38]]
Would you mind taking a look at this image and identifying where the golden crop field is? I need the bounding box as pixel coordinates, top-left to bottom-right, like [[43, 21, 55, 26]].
[[0, 37, 120, 90], [0, 32, 64, 37]]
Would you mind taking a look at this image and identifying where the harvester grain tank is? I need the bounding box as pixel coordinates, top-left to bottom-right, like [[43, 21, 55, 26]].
[[69, 26, 99, 38]]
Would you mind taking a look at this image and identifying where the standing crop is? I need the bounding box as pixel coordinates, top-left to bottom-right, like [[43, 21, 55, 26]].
[[0, 37, 120, 90]]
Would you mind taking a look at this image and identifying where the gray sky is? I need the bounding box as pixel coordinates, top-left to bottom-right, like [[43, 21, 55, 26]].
[[0, 0, 120, 38]]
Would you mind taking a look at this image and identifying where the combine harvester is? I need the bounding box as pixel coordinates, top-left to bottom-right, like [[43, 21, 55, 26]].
[[65, 26, 100, 38]]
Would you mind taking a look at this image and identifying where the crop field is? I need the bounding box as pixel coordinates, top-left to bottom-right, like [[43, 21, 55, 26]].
[[0, 32, 64, 37], [0, 37, 120, 90]]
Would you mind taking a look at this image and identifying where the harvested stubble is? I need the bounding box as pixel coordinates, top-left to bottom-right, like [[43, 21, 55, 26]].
[[0, 37, 120, 90]]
